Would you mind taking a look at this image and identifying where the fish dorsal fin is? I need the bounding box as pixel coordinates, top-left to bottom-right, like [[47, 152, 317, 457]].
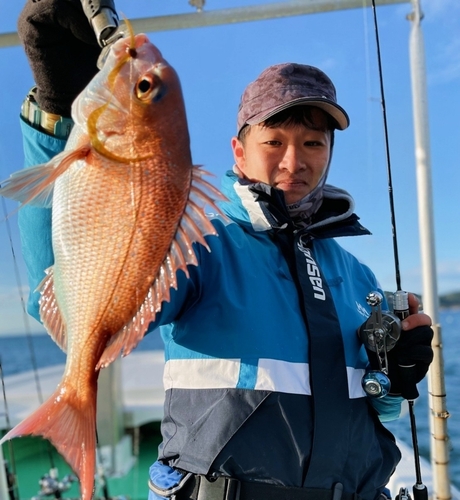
[[38, 267, 68, 352], [0, 147, 90, 208], [96, 166, 226, 369]]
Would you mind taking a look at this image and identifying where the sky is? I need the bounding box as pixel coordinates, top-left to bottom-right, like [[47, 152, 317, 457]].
[[0, 0, 459, 335]]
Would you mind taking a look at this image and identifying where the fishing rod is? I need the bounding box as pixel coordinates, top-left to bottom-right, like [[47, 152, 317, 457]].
[[80, 0, 119, 47], [359, 2, 428, 500], [0, 197, 71, 499], [1, 346, 74, 500], [0, 359, 20, 500], [80, 0, 127, 70]]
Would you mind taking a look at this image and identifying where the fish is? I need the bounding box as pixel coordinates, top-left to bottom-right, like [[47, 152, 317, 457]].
[[0, 28, 225, 499]]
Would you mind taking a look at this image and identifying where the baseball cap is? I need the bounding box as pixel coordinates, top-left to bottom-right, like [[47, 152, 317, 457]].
[[236, 63, 350, 134]]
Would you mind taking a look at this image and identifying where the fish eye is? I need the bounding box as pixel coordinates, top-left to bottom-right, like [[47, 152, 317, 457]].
[[138, 79, 151, 93], [135, 74, 161, 102]]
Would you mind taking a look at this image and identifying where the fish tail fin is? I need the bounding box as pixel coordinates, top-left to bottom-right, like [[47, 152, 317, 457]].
[[0, 382, 97, 500]]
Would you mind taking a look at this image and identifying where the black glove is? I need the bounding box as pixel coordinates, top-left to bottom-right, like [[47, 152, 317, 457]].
[[367, 325, 434, 399], [17, 0, 101, 116]]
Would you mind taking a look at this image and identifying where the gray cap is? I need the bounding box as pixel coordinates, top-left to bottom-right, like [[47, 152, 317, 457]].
[[236, 63, 350, 134]]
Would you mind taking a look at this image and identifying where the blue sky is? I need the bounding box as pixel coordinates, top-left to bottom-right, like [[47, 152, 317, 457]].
[[0, 0, 459, 335]]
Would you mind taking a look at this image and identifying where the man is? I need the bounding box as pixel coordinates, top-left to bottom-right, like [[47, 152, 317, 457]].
[[13, 1, 433, 499]]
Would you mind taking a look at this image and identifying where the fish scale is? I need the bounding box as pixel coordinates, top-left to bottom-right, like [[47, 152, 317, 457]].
[[52, 159, 185, 334]]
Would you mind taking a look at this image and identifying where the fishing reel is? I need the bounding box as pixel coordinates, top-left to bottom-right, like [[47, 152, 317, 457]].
[[32, 467, 77, 499], [80, 0, 119, 47], [359, 291, 406, 398]]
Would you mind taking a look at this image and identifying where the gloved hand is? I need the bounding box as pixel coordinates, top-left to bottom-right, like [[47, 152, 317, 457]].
[[386, 324, 433, 398], [367, 324, 434, 399], [18, 0, 101, 116]]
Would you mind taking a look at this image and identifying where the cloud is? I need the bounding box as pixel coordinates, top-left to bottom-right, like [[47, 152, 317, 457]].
[[394, 0, 460, 85], [318, 57, 338, 72], [422, 0, 460, 85], [422, 0, 460, 19], [427, 36, 460, 85]]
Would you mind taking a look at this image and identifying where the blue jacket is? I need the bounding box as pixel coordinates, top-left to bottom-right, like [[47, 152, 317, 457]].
[[19, 122, 403, 500]]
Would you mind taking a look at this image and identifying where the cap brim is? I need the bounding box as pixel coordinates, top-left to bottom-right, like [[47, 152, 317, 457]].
[[246, 97, 350, 130]]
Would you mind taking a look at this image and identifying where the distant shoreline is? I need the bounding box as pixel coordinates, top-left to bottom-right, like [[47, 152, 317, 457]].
[[1, 302, 459, 338], [384, 291, 460, 311], [440, 305, 460, 311]]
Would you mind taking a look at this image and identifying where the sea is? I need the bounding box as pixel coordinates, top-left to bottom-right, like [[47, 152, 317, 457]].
[[1, 309, 459, 489]]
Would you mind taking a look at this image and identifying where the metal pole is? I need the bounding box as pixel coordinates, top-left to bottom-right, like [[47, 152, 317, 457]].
[[0, 446, 10, 500], [0, 0, 409, 48], [96, 359, 124, 475], [407, 1, 451, 498]]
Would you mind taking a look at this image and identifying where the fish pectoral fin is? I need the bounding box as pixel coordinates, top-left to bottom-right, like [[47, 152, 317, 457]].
[[97, 247, 186, 370], [98, 251, 186, 370], [96, 291, 159, 369], [38, 267, 68, 352], [0, 146, 90, 207]]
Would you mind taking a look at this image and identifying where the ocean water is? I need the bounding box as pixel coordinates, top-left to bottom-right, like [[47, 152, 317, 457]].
[[385, 309, 460, 488], [1, 310, 459, 488], [0, 327, 164, 377]]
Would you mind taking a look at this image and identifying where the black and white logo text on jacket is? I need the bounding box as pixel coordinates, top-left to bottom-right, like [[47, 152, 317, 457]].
[[297, 243, 326, 301]]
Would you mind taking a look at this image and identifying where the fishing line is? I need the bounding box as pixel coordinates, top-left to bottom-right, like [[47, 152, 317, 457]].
[[1, 197, 57, 473], [361, 0, 379, 192], [0, 358, 20, 500], [369, 0, 402, 292], [1, 198, 44, 404], [369, 1, 427, 498]]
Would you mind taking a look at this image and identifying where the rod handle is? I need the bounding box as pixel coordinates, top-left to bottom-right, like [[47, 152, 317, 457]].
[[393, 291, 419, 400], [398, 363, 419, 400], [413, 483, 428, 500]]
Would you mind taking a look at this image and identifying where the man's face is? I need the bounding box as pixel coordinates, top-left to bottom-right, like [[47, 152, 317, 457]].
[[232, 108, 332, 205]]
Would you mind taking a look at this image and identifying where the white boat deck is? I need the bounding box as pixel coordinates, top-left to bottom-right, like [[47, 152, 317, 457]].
[[0, 350, 165, 430], [1, 350, 459, 499]]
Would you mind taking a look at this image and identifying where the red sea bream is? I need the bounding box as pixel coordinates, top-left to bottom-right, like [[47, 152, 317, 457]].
[[0, 30, 224, 499]]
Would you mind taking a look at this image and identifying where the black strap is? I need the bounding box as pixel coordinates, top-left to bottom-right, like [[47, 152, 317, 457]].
[[292, 234, 351, 486], [175, 474, 360, 500]]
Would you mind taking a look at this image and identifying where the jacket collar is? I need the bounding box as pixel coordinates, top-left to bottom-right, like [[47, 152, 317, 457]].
[[219, 170, 371, 239]]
